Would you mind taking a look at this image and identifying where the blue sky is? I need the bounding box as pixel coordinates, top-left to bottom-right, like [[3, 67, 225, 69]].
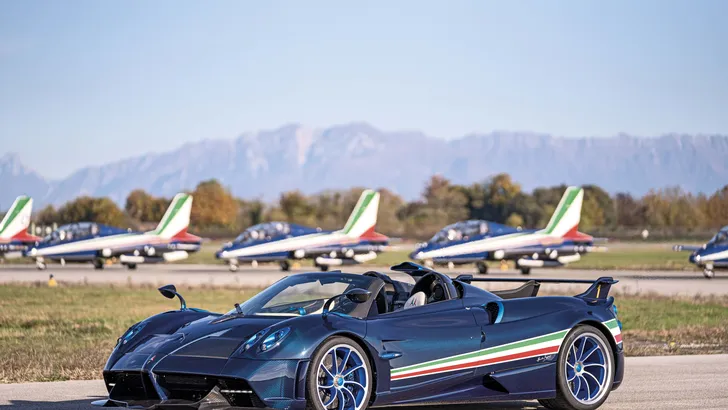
[[1, 0, 727, 178]]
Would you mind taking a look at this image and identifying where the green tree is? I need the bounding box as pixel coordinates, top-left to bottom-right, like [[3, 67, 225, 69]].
[[56, 197, 126, 226], [191, 180, 239, 229]]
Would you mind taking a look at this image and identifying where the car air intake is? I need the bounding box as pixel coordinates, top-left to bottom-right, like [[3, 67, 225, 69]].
[[106, 371, 160, 401], [485, 302, 501, 325]]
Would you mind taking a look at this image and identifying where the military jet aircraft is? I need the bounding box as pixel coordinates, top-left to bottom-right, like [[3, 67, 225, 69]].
[[410, 187, 604, 274], [0, 196, 41, 259], [216, 189, 388, 271], [674, 226, 728, 278], [27, 193, 200, 270]]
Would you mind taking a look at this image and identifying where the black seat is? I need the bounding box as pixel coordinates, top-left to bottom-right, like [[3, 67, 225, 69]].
[[492, 280, 540, 300]]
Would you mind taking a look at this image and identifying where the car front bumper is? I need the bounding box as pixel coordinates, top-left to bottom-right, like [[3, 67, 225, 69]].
[[99, 356, 310, 410]]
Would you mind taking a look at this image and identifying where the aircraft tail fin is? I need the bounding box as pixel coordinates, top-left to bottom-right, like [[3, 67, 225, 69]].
[[541, 186, 584, 238], [341, 189, 380, 238], [151, 193, 193, 239], [0, 196, 34, 240]]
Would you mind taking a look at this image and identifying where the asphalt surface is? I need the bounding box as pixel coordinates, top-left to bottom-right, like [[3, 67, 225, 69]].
[[1, 264, 727, 296], [1, 355, 726, 409]]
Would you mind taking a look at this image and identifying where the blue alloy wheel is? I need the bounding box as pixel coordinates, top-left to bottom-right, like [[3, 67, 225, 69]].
[[315, 342, 370, 410], [565, 331, 613, 406]]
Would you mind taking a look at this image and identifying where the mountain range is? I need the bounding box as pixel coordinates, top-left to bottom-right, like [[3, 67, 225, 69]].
[[2, 122, 727, 208]]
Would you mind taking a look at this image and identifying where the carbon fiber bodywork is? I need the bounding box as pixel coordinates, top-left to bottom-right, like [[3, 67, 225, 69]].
[[96, 267, 624, 409]]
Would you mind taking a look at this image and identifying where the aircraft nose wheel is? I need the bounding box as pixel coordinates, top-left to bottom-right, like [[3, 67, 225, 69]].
[[703, 268, 715, 279], [36, 261, 47, 271]]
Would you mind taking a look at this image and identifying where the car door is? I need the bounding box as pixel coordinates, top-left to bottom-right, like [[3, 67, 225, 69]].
[[365, 299, 482, 403]]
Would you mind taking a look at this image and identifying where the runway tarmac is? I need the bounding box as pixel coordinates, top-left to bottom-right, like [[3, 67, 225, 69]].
[[0, 264, 726, 296], [1, 355, 726, 409]]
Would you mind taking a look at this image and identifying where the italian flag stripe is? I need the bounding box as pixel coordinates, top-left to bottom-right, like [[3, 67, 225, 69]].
[[391, 319, 622, 382]]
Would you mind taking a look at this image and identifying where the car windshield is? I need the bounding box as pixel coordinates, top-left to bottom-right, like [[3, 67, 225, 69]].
[[228, 273, 378, 318], [233, 222, 291, 244], [430, 220, 488, 244]]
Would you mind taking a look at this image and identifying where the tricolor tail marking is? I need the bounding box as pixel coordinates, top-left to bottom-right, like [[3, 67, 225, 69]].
[[542, 186, 583, 238], [151, 193, 193, 239], [341, 190, 380, 238], [0, 196, 33, 240]]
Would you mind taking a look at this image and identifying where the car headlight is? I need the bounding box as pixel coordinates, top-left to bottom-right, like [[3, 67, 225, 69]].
[[241, 331, 266, 352], [260, 327, 291, 352], [119, 322, 146, 346]]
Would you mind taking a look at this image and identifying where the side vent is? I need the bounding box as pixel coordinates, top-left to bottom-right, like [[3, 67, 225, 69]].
[[485, 302, 502, 325], [483, 374, 509, 393]]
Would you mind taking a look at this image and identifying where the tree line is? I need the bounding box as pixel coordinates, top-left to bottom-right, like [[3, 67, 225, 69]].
[[24, 174, 728, 240]]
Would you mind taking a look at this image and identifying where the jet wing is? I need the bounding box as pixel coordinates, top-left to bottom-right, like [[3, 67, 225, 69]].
[[673, 244, 703, 252]]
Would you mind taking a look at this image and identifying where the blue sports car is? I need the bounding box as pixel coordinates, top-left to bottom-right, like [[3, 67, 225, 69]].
[[95, 262, 624, 410]]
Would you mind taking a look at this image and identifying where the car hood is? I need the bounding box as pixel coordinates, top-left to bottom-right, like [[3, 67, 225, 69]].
[[107, 311, 290, 371]]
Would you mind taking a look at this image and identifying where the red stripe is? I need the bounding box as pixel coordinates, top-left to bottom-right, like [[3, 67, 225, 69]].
[[615, 334, 622, 343], [391, 346, 560, 381]]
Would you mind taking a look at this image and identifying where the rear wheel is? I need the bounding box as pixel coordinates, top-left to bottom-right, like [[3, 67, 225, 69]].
[[476, 261, 488, 275], [126, 263, 137, 270], [539, 325, 615, 410], [279, 260, 290, 271], [306, 337, 372, 410], [93, 258, 105, 270], [520, 267, 531, 275]]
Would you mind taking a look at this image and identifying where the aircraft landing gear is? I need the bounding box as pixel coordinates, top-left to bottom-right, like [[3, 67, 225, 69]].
[[520, 267, 531, 275], [125, 263, 137, 270], [703, 267, 715, 279], [476, 261, 488, 275], [228, 262, 239, 272], [279, 260, 291, 272], [36, 261, 47, 271], [93, 258, 105, 270], [319, 264, 329, 272]]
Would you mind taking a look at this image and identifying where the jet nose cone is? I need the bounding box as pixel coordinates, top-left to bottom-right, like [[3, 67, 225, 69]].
[[216, 250, 227, 259], [409, 250, 424, 260]]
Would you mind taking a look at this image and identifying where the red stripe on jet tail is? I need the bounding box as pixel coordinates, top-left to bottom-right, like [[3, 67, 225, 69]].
[[358, 226, 389, 243], [615, 334, 623, 344], [11, 231, 42, 243], [391, 346, 560, 381], [168, 228, 202, 243], [562, 225, 593, 242]]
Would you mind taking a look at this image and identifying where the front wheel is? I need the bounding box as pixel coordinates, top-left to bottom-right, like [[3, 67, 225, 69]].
[[703, 268, 715, 279], [306, 337, 372, 410], [476, 261, 488, 275], [539, 325, 615, 410]]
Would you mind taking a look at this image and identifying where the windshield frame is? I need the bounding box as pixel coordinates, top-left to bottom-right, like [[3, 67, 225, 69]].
[[229, 273, 383, 319]]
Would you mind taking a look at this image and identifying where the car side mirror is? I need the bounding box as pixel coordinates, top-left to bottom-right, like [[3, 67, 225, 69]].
[[158, 284, 187, 310], [344, 288, 371, 304], [322, 288, 371, 318]]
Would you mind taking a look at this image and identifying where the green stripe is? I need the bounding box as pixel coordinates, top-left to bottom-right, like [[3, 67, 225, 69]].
[[342, 191, 374, 234], [0, 196, 30, 235], [155, 195, 189, 235], [392, 329, 568, 375], [604, 319, 619, 329], [544, 188, 580, 234]]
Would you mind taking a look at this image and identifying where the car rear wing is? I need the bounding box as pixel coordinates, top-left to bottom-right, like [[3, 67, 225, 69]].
[[454, 275, 618, 302]]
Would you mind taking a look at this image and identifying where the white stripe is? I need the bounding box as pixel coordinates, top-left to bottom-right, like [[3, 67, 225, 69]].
[[34, 234, 162, 257], [416, 232, 550, 259], [221, 232, 355, 258], [392, 336, 565, 379]]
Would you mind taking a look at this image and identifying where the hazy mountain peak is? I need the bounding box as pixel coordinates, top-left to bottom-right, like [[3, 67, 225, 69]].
[[2, 124, 728, 207]]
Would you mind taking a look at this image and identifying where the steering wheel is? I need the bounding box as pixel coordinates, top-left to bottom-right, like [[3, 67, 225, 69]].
[[410, 272, 450, 304]]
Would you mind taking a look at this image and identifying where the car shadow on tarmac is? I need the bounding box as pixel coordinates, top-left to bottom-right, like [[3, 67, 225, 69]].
[[0, 399, 545, 410]]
